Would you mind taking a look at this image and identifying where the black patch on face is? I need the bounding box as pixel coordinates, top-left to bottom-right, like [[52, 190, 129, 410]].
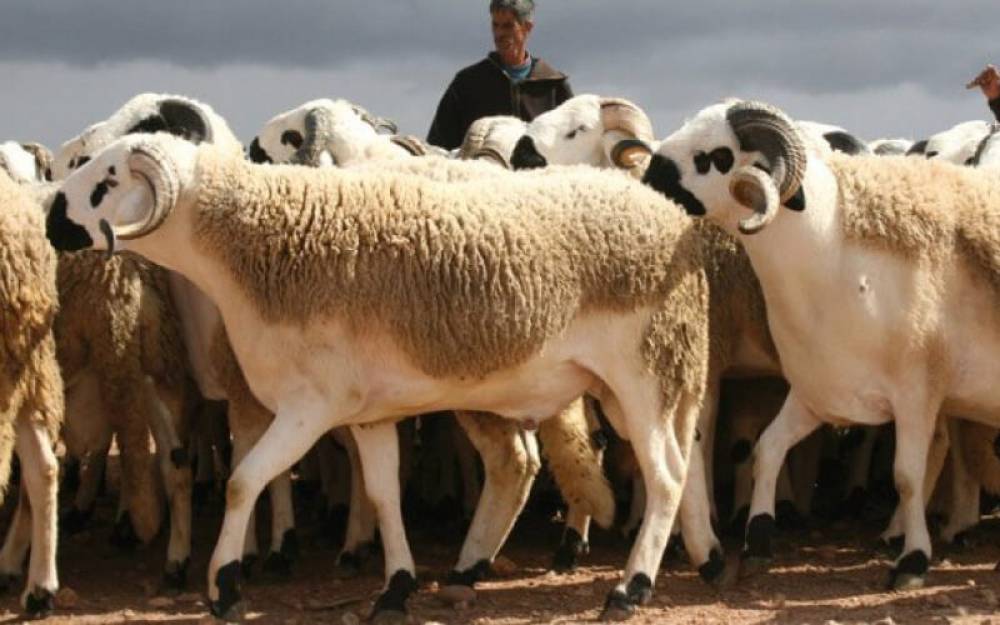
[[510, 135, 547, 169], [694, 151, 712, 174], [641, 154, 707, 216], [248, 137, 272, 164], [784, 185, 806, 211], [823, 131, 867, 155], [46, 192, 94, 251], [710, 147, 734, 173], [127, 99, 208, 144], [90, 180, 110, 207], [280, 130, 303, 149], [906, 139, 928, 156]]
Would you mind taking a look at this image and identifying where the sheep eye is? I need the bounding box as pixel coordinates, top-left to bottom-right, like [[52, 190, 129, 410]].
[[565, 125, 587, 140]]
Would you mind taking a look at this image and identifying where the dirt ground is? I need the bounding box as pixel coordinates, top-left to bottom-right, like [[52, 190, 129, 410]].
[[1, 482, 998, 625]]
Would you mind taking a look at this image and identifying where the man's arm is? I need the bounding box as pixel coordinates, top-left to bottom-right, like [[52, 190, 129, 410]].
[[427, 82, 466, 150], [967, 64, 1000, 121]]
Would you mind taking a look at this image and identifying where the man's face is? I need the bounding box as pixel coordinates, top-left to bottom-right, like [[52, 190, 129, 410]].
[[491, 9, 533, 66]]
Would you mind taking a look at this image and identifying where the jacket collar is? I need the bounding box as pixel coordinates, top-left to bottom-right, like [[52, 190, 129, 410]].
[[487, 52, 566, 82]]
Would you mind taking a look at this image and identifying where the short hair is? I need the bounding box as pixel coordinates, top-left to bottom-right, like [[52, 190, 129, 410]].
[[489, 0, 534, 23]]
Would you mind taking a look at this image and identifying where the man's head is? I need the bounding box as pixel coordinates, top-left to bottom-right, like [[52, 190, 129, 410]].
[[490, 0, 534, 66]]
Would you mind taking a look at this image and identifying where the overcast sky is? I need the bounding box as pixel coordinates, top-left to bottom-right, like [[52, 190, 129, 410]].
[[0, 0, 996, 151]]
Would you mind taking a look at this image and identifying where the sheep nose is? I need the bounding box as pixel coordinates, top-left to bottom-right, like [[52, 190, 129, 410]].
[[46, 191, 94, 251], [511, 136, 547, 170]]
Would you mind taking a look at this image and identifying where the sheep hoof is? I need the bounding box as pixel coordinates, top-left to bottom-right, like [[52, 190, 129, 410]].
[[600, 589, 638, 622], [371, 570, 416, 616], [0, 573, 20, 595], [698, 548, 726, 586], [239, 555, 258, 579], [162, 558, 190, 592], [109, 513, 139, 551], [210, 561, 243, 621], [551, 528, 587, 573], [262, 552, 292, 578], [60, 506, 93, 535], [23, 587, 55, 619], [888, 550, 928, 591]]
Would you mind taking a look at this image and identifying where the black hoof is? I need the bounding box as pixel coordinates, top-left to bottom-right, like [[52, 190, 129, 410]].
[[551, 528, 588, 573], [371, 570, 417, 616], [240, 554, 258, 579], [109, 513, 139, 551], [24, 587, 54, 619], [162, 558, 190, 592], [262, 552, 292, 578], [601, 575, 651, 623], [775, 500, 805, 530], [210, 561, 243, 620], [744, 514, 775, 560], [446, 559, 491, 587], [888, 550, 928, 591], [60, 506, 93, 536], [698, 548, 725, 586]]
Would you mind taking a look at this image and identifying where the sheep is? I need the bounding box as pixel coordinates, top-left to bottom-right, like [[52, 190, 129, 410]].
[[47, 133, 716, 622], [0, 141, 52, 184], [253, 99, 615, 583], [0, 170, 64, 616], [905, 119, 993, 164], [55, 92, 299, 579], [509, 93, 790, 580], [642, 97, 1000, 589]]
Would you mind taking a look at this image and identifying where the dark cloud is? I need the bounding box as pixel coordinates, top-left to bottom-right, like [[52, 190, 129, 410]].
[[0, 1, 995, 148]]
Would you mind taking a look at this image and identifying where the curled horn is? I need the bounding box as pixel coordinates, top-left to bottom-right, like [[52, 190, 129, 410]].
[[731, 166, 780, 235], [351, 104, 398, 135], [600, 98, 655, 144], [609, 138, 652, 171], [459, 119, 491, 159], [725, 101, 806, 204], [118, 144, 178, 240], [291, 107, 335, 166], [472, 141, 512, 169]]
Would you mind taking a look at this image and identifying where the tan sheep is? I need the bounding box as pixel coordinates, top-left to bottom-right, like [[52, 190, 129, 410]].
[[0, 171, 63, 616], [50, 135, 713, 622]]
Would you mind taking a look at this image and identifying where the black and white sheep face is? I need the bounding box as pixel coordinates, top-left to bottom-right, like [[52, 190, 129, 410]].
[[46, 134, 195, 255], [643, 100, 807, 236], [511, 95, 606, 169], [253, 98, 386, 166]]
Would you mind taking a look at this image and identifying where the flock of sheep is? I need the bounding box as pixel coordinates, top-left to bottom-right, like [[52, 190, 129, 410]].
[[0, 90, 999, 623]]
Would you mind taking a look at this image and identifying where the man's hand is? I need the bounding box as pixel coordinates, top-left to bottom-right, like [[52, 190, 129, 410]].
[[967, 64, 1000, 100]]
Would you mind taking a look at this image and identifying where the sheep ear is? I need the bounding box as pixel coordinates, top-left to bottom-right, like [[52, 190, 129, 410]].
[[128, 99, 210, 144]]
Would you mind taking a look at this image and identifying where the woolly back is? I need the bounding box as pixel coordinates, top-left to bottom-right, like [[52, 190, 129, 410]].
[[192, 149, 703, 379], [833, 153, 1000, 296]]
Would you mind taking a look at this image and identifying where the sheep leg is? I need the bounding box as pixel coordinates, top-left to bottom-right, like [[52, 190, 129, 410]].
[[787, 429, 822, 519], [880, 416, 948, 548], [145, 380, 193, 590], [63, 434, 111, 534], [316, 433, 348, 540], [843, 426, 878, 514], [940, 420, 980, 544], [15, 417, 59, 616], [350, 421, 417, 620], [623, 475, 646, 539], [741, 392, 821, 576], [447, 411, 539, 586], [677, 437, 724, 585], [0, 484, 31, 589], [334, 428, 378, 577], [885, 406, 938, 590], [453, 419, 482, 521], [207, 403, 332, 620], [601, 383, 701, 621]]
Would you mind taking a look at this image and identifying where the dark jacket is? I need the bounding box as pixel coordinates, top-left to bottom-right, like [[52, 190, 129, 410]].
[[427, 52, 573, 150], [991, 97, 1000, 122]]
